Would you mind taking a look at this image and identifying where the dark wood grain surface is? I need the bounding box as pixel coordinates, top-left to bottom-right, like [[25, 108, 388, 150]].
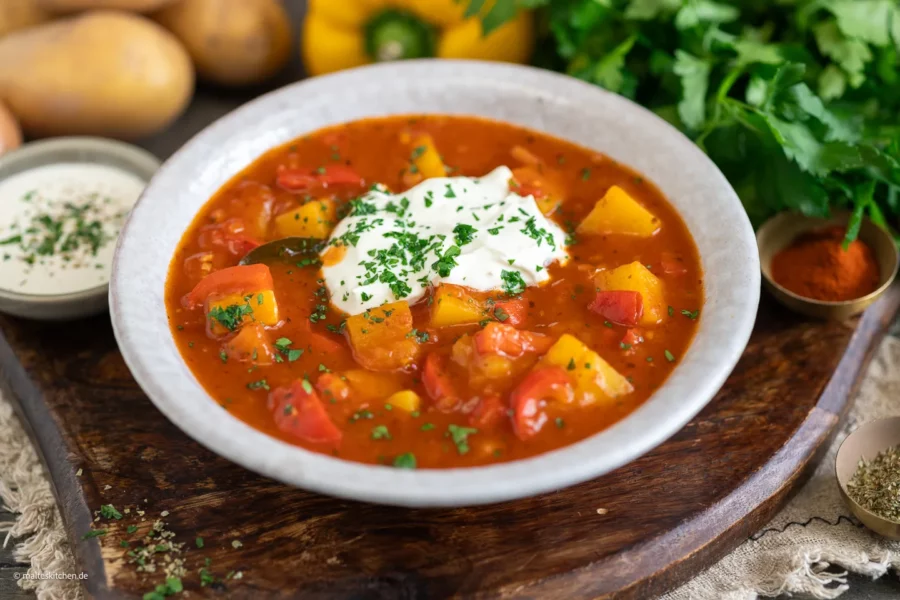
[[2, 285, 898, 599]]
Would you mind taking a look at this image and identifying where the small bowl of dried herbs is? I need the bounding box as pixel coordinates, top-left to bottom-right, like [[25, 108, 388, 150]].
[[836, 417, 900, 540]]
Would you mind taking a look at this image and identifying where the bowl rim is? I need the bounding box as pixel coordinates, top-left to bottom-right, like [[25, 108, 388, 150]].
[[0, 136, 160, 305], [757, 211, 899, 308], [110, 59, 760, 507]]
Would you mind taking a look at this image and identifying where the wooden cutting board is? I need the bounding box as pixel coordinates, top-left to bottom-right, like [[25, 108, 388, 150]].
[[2, 286, 897, 599]]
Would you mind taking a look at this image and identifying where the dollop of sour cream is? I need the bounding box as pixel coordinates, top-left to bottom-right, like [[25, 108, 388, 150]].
[[0, 163, 145, 296], [322, 166, 569, 315]]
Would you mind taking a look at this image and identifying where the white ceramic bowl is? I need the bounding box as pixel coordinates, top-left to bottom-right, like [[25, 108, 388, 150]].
[[110, 60, 760, 507]]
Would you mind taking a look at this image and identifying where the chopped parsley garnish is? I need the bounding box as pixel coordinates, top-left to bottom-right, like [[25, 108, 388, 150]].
[[207, 302, 253, 332], [453, 223, 477, 246], [447, 424, 478, 455], [246, 379, 270, 391], [567, 358, 576, 370], [487, 226, 502, 235], [274, 338, 303, 362], [668, 305, 674, 317], [99, 504, 122, 520], [424, 190, 434, 208], [521, 216, 556, 249], [410, 145, 427, 161], [500, 270, 526, 296], [432, 245, 461, 277], [196, 537, 204, 548], [420, 423, 435, 431], [581, 167, 592, 180], [301, 378, 314, 394], [371, 425, 392, 440], [393, 452, 417, 469], [555, 417, 565, 428], [350, 409, 374, 422], [444, 184, 457, 198], [665, 350, 676, 362], [82, 529, 107, 540], [349, 199, 378, 216], [681, 309, 700, 320], [494, 307, 510, 322]]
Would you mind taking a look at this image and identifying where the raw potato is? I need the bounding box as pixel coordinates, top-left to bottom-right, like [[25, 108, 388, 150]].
[[37, 0, 176, 12], [0, 11, 194, 140], [153, 0, 291, 87], [0, 0, 51, 37], [0, 101, 22, 156]]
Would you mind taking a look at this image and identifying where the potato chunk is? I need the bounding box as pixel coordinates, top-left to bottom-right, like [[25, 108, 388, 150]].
[[594, 262, 664, 326], [431, 285, 488, 327], [274, 199, 336, 239], [345, 301, 419, 371], [577, 185, 660, 237], [386, 390, 422, 413], [206, 290, 278, 336], [539, 334, 633, 405]]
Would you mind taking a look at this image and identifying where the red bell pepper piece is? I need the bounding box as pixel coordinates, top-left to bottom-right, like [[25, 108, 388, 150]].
[[268, 380, 342, 445], [511, 367, 574, 441], [276, 165, 364, 192], [469, 394, 507, 429], [588, 291, 643, 327], [473, 322, 553, 358], [423, 352, 459, 411], [493, 298, 527, 326], [183, 264, 273, 309]]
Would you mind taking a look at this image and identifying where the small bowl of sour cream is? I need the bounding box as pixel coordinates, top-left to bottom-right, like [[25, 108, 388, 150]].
[[0, 137, 159, 320]]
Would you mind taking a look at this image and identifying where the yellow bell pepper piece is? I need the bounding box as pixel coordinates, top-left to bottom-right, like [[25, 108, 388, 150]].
[[206, 290, 278, 336], [594, 262, 665, 326], [410, 134, 447, 178], [274, 199, 337, 239], [577, 185, 661, 237], [302, 0, 534, 77], [539, 334, 633, 405], [386, 390, 422, 413]]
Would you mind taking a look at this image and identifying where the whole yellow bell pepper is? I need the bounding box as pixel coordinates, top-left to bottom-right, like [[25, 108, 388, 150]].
[[302, 0, 534, 77]]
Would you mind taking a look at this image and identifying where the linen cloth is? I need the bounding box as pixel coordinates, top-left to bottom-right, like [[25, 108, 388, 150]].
[[3, 331, 900, 599]]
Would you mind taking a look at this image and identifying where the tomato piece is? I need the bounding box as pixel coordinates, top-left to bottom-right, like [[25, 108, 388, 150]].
[[268, 380, 342, 445], [183, 264, 273, 309], [276, 165, 364, 192], [659, 252, 688, 276], [469, 394, 506, 429], [622, 328, 643, 347], [588, 291, 643, 327], [493, 299, 527, 326], [315, 373, 350, 403], [511, 367, 574, 441], [197, 218, 261, 258], [423, 352, 459, 411], [299, 318, 345, 354], [473, 323, 554, 358]]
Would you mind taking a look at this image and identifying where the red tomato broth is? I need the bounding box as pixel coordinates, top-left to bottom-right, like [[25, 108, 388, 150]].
[[165, 115, 703, 469]]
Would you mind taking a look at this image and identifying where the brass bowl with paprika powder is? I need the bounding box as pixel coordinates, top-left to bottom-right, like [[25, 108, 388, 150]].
[[757, 212, 898, 320]]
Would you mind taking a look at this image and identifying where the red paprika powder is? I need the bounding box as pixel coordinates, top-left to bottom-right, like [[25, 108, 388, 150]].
[[771, 225, 880, 302]]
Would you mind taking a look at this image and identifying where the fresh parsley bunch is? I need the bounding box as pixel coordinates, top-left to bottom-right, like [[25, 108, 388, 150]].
[[473, 0, 900, 243]]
